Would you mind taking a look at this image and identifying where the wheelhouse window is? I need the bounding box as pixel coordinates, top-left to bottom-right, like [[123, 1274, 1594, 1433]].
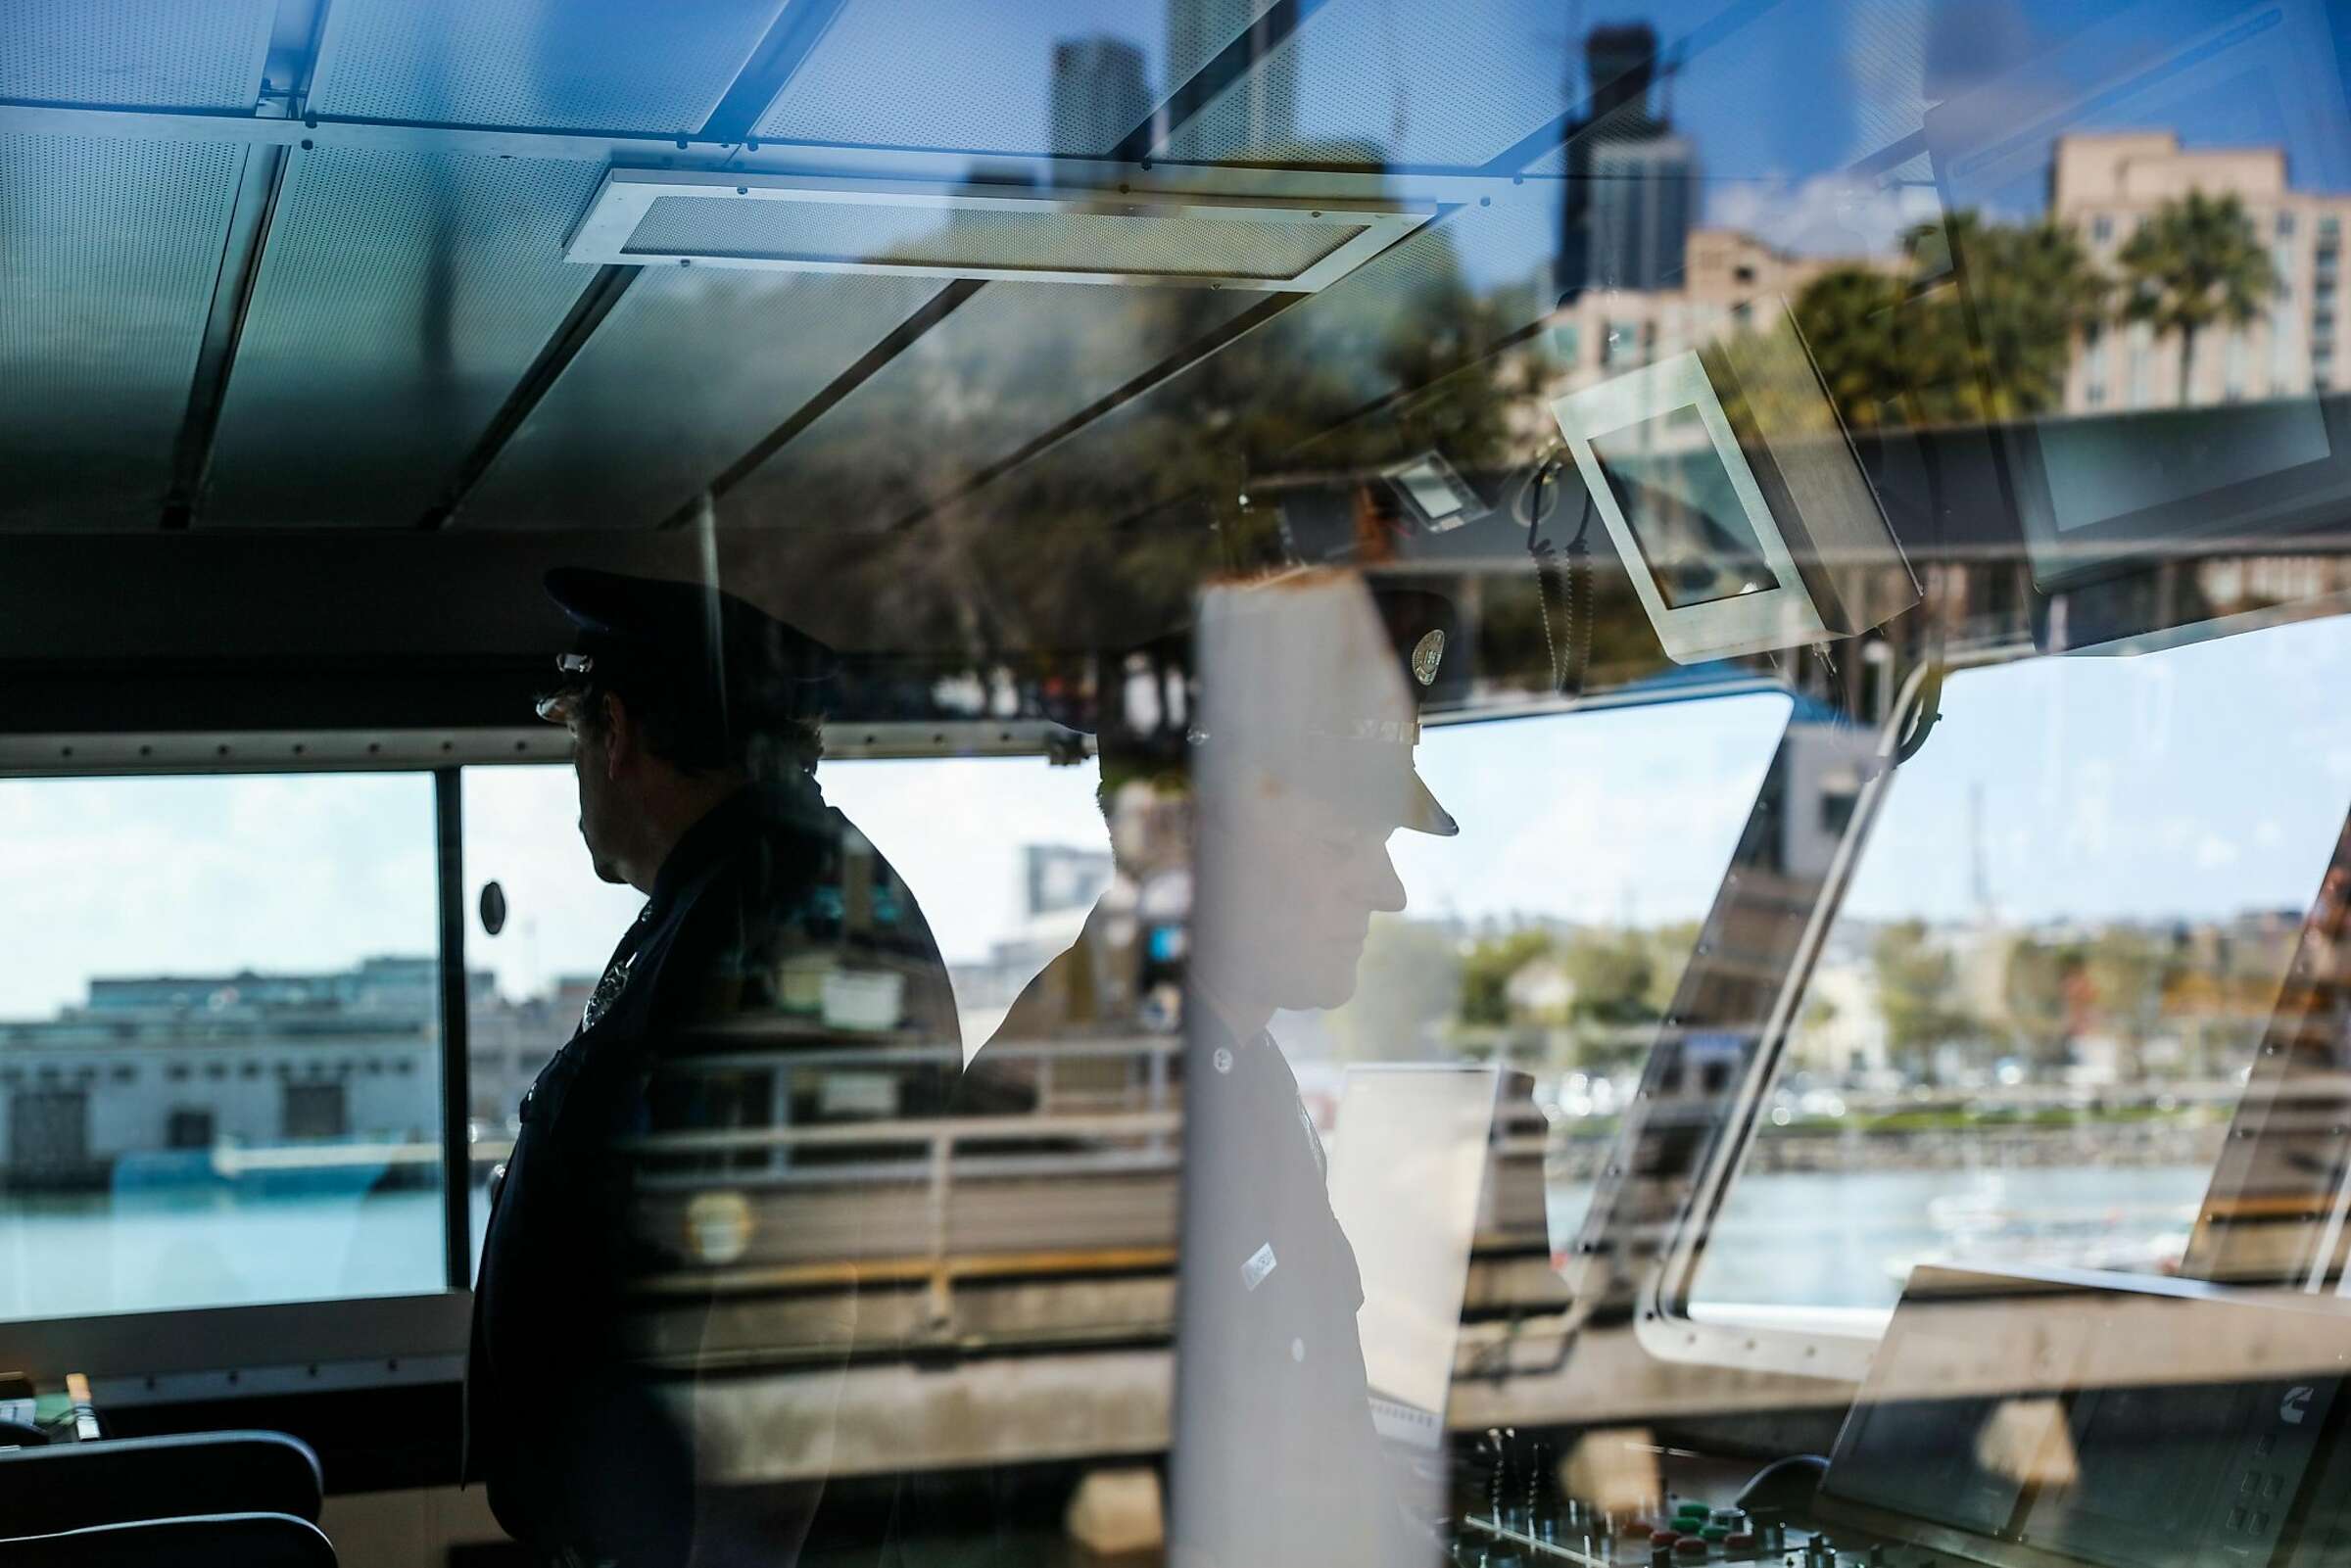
[[1686, 614, 2351, 1328], [0, 772, 441, 1320]]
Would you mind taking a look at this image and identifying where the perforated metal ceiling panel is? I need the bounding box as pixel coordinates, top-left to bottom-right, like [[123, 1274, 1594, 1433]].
[[751, 0, 1278, 154], [0, 0, 273, 110], [1159, 0, 1568, 168], [0, 134, 243, 530], [202, 148, 604, 528], [618, 195, 1360, 280], [720, 281, 1256, 530], [461, 267, 944, 530], [305, 0, 786, 132]]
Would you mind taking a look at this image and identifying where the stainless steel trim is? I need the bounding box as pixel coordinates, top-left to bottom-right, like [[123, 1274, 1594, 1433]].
[[0, 729, 570, 775], [0, 719, 1080, 776]]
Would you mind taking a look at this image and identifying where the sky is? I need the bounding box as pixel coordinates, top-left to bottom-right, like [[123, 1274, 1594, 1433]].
[[706, 0, 2351, 289], [1287, 0, 2350, 280], [1842, 611, 2351, 928], [7, 612, 2350, 1020]]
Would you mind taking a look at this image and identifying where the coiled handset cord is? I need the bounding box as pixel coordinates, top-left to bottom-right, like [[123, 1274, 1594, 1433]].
[[1521, 445, 1594, 698]]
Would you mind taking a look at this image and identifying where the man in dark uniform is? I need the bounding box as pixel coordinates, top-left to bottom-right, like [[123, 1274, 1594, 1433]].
[[952, 574, 1453, 1568], [467, 567, 959, 1567]]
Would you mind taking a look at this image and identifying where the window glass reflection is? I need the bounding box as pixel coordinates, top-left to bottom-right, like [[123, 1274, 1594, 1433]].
[[1315, 692, 1792, 1261], [460, 755, 1113, 1266]]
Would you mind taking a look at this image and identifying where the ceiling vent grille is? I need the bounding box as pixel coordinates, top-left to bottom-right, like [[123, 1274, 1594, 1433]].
[[565, 168, 1428, 291]]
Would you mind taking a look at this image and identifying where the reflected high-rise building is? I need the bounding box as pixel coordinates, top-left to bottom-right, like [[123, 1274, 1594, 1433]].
[[1048, 34, 1153, 157], [1166, 0, 1298, 149], [1559, 24, 1699, 300]]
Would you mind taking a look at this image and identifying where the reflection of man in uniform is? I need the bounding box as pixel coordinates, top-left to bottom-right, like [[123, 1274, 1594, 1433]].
[[1171, 574, 1458, 1568], [466, 568, 958, 1567]]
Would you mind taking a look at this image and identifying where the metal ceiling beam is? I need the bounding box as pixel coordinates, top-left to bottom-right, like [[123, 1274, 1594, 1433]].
[[0, 97, 1522, 202], [885, 290, 1310, 534], [696, 0, 853, 144], [163, 134, 289, 530], [164, 0, 323, 529], [1113, 0, 1329, 163]]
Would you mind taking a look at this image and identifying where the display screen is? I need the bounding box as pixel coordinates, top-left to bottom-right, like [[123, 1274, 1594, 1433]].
[[2041, 401, 2333, 534], [1396, 460, 1467, 521], [1589, 404, 1776, 608]]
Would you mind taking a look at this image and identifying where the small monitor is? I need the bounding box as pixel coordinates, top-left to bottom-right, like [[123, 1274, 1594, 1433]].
[[1382, 451, 1488, 534], [1549, 314, 1916, 663], [1588, 403, 1777, 608]]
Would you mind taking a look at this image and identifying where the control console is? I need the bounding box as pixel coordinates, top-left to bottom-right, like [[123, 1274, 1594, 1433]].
[[1810, 1265, 2351, 1568]]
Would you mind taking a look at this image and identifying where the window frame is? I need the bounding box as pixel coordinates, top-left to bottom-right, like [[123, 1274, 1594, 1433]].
[[1605, 654, 1949, 1385]]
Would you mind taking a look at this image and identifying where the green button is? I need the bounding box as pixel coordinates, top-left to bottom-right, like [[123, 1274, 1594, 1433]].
[[1701, 1525, 1730, 1543]]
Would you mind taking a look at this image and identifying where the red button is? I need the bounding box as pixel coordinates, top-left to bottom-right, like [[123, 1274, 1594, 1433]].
[[1727, 1532, 1756, 1552], [1674, 1537, 1709, 1559]]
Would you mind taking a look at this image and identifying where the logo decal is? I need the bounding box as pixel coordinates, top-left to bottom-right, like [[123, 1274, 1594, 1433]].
[[1412, 629, 1445, 687]]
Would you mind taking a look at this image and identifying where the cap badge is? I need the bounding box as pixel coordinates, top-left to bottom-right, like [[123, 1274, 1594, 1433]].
[[1411, 629, 1445, 687]]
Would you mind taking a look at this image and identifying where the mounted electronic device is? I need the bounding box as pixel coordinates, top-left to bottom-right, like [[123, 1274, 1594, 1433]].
[[1379, 450, 1492, 534], [1546, 302, 1919, 664]]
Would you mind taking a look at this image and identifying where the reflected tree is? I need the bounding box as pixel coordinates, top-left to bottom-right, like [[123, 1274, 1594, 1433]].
[[1873, 920, 1977, 1080], [2116, 190, 2277, 404], [1791, 211, 2106, 430], [1459, 927, 1556, 1028]]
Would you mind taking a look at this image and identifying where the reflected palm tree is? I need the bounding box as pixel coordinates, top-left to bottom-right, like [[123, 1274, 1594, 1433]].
[[1791, 211, 2106, 430], [2116, 190, 2277, 405]]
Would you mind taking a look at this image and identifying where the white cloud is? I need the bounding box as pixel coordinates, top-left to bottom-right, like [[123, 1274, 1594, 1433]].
[[1704, 172, 1932, 259]]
